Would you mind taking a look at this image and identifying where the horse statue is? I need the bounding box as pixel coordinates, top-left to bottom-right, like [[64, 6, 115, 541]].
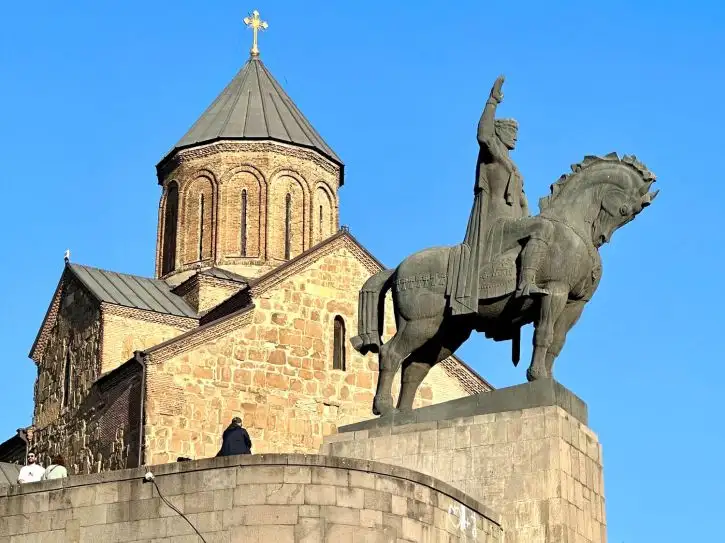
[[351, 152, 658, 416]]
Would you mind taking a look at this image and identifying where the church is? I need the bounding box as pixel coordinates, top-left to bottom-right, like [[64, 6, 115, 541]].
[[0, 14, 491, 474]]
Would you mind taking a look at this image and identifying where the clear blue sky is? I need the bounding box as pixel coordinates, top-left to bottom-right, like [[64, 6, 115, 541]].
[[1, 1, 722, 540]]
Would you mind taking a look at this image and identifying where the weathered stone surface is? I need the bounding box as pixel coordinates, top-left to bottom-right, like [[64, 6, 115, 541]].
[[341, 379, 588, 433], [142, 238, 484, 464], [326, 405, 605, 542], [0, 454, 501, 542]]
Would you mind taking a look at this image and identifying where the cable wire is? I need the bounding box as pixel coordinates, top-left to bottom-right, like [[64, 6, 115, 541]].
[[152, 478, 208, 542]]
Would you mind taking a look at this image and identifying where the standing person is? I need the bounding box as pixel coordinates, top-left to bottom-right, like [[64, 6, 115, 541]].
[[216, 416, 252, 457], [17, 451, 45, 484], [42, 455, 68, 480]]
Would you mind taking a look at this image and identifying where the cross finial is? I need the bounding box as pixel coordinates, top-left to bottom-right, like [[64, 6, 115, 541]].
[[243, 9, 268, 57], [64, 249, 70, 263]]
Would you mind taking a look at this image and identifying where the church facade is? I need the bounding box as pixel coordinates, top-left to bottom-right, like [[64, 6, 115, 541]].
[[3, 47, 491, 473]]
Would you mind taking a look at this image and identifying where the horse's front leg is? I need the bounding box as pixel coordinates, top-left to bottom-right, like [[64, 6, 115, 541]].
[[527, 283, 569, 382]]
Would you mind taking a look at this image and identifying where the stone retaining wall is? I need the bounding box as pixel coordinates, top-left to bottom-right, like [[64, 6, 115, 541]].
[[0, 454, 502, 542]]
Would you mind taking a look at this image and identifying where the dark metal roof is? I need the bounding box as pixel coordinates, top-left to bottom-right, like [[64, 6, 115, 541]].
[[68, 263, 198, 318], [200, 267, 248, 283], [160, 57, 342, 167], [0, 434, 25, 465]]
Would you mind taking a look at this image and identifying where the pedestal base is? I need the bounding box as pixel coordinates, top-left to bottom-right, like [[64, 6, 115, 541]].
[[322, 380, 606, 543]]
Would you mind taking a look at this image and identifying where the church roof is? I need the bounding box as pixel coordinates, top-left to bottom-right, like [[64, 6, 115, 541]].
[[159, 56, 342, 170], [199, 267, 248, 284], [68, 263, 197, 318]]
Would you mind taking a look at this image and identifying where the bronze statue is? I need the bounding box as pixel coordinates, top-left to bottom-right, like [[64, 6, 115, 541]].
[[351, 76, 658, 416]]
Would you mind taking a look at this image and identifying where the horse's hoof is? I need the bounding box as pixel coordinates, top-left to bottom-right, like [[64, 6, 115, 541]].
[[372, 398, 394, 417], [526, 367, 545, 382]]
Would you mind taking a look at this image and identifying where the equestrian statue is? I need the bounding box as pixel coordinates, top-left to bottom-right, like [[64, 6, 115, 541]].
[[350, 75, 658, 416]]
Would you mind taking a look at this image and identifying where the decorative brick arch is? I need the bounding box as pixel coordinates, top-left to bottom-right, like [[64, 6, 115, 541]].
[[313, 181, 336, 245], [159, 180, 180, 276], [267, 169, 310, 260], [179, 170, 218, 266], [219, 165, 267, 260]]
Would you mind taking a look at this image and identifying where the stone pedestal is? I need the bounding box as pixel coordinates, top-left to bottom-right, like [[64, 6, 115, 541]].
[[322, 380, 606, 543]]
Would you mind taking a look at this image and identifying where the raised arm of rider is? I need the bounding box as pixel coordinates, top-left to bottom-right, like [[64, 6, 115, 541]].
[[477, 97, 498, 147]]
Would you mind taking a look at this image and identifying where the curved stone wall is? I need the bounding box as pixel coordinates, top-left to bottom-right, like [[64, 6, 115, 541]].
[[0, 454, 502, 542]]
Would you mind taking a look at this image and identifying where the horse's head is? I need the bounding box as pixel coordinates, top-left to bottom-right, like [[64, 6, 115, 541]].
[[539, 153, 658, 247]]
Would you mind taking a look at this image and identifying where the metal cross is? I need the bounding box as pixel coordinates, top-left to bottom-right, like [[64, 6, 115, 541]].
[[243, 10, 268, 57]]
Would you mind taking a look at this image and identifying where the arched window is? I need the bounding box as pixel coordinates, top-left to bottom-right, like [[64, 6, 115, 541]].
[[319, 205, 323, 242], [62, 351, 71, 408], [241, 189, 248, 257], [333, 316, 346, 371], [198, 193, 205, 261], [161, 182, 179, 275], [284, 193, 292, 260]]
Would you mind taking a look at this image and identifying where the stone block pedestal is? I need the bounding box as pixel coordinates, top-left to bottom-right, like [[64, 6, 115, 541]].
[[322, 380, 606, 543]]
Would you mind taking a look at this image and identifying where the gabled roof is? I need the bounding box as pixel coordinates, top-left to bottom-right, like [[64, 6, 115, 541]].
[[30, 262, 199, 362], [199, 267, 248, 284], [158, 56, 342, 172], [68, 263, 197, 318]]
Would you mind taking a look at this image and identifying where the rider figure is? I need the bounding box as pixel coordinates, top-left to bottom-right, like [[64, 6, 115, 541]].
[[449, 75, 554, 316]]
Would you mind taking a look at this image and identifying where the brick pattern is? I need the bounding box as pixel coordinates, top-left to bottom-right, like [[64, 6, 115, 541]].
[[171, 274, 244, 314], [143, 243, 473, 464], [0, 455, 502, 542], [32, 361, 142, 475], [100, 309, 193, 374], [155, 140, 340, 282], [323, 406, 607, 543], [313, 185, 335, 245], [179, 173, 215, 266], [221, 168, 264, 259]]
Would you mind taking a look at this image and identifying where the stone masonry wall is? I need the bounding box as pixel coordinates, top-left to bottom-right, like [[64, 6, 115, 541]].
[[34, 276, 101, 431], [100, 308, 195, 374], [0, 455, 502, 542], [143, 240, 476, 464], [32, 359, 143, 476], [156, 140, 341, 282], [324, 406, 606, 543]]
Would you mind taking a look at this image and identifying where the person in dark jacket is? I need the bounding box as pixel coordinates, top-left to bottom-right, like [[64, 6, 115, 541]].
[[216, 417, 252, 456]]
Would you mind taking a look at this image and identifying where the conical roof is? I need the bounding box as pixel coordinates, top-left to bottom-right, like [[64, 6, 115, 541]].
[[159, 56, 342, 170]]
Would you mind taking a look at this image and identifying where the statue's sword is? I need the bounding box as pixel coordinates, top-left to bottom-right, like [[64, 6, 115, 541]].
[[512, 327, 521, 367]]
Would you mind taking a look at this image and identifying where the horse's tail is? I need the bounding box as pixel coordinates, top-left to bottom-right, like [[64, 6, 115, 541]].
[[350, 268, 395, 355]]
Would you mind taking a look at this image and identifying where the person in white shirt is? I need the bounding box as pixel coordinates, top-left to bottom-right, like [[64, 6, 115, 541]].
[[17, 451, 45, 484], [42, 455, 68, 480]]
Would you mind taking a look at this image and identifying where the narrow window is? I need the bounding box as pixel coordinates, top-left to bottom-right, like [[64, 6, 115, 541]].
[[333, 316, 346, 371], [284, 193, 292, 260], [198, 193, 205, 261], [161, 182, 179, 275], [241, 189, 248, 257], [62, 351, 71, 407], [319, 205, 323, 240]]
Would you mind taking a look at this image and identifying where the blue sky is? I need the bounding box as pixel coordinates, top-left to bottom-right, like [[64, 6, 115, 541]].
[[1, 1, 723, 540]]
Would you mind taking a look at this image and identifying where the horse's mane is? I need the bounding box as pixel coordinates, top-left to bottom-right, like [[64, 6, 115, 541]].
[[539, 152, 656, 210]]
